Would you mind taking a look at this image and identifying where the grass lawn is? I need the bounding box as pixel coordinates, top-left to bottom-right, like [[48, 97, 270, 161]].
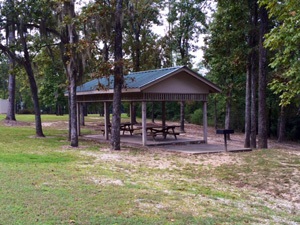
[[0, 114, 299, 224]]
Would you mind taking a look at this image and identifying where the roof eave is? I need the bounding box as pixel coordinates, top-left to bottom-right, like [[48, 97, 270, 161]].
[[74, 88, 141, 96]]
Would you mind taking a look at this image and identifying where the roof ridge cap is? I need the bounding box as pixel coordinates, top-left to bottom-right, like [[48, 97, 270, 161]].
[[129, 66, 183, 75]]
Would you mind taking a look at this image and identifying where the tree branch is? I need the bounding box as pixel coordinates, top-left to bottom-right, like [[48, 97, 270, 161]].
[[0, 43, 23, 65]]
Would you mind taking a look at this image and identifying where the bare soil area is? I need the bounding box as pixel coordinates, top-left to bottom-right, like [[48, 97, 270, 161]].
[[74, 120, 300, 211], [2, 119, 31, 127]]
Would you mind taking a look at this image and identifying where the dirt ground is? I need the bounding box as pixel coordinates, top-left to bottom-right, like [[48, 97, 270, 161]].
[[145, 121, 300, 153], [37, 119, 300, 152], [3, 118, 299, 152]]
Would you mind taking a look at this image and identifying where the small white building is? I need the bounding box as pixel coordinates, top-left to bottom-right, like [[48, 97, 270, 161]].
[[0, 99, 8, 114]]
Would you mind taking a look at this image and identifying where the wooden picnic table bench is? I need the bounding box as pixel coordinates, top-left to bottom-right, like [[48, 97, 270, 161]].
[[149, 125, 180, 140], [135, 124, 180, 141], [101, 123, 140, 136], [120, 123, 141, 135]]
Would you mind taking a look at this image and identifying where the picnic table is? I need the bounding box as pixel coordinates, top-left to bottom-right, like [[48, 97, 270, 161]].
[[120, 122, 140, 135], [136, 124, 180, 140], [101, 122, 139, 136], [100, 123, 180, 140]]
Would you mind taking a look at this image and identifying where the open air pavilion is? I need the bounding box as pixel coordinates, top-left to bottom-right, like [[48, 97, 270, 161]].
[[75, 66, 221, 146]]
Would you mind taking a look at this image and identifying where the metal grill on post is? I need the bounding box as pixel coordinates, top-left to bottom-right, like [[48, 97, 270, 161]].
[[216, 129, 234, 152]]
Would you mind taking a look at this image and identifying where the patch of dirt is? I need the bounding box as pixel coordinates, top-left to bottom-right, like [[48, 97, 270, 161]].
[[91, 177, 124, 186], [1, 119, 31, 126], [196, 153, 243, 167], [42, 121, 68, 129], [83, 120, 300, 165], [61, 145, 90, 150], [74, 121, 300, 214]]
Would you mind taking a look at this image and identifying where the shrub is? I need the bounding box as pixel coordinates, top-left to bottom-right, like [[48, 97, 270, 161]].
[[190, 109, 203, 125], [18, 109, 34, 114]]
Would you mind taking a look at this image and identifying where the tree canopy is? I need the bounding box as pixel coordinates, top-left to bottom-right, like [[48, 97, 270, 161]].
[[0, 0, 299, 146], [260, 0, 300, 107]]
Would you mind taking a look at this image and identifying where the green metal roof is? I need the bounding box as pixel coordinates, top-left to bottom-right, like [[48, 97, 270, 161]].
[[77, 66, 184, 92]]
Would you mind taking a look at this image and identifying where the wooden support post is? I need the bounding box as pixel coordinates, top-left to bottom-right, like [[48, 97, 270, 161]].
[[162, 101, 166, 127], [80, 103, 85, 126], [203, 101, 208, 143], [104, 102, 110, 140], [142, 101, 147, 146], [224, 133, 228, 152], [77, 102, 81, 136], [130, 102, 134, 129]]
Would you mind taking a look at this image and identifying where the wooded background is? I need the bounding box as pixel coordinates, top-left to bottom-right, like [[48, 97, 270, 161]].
[[0, 0, 299, 148]]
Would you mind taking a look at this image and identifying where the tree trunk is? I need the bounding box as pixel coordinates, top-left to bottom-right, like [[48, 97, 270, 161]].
[[277, 106, 286, 142], [25, 63, 45, 137], [6, 71, 16, 121], [225, 91, 232, 140], [134, 32, 141, 72], [130, 31, 141, 122], [69, 73, 78, 146], [111, 0, 123, 150], [244, 60, 251, 148], [5, 0, 16, 121], [67, 91, 71, 141], [180, 101, 185, 132], [214, 97, 218, 129], [19, 20, 44, 137], [250, 52, 257, 149], [63, 0, 79, 147], [128, 7, 141, 124], [225, 95, 231, 130], [250, 1, 258, 149], [258, 6, 268, 149]]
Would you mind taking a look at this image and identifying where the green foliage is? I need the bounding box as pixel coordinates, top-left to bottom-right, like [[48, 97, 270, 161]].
[[203, 0, 249, 129], [34, 48, 67, 114], [0, 56, 9, 99], [259, 0, 300, 106], [123, 0, 163, 71], [168, 0, 207, 66], [190, 108, 202, 125], [0, 0, 64, 118], [18, 109, 34, 114]]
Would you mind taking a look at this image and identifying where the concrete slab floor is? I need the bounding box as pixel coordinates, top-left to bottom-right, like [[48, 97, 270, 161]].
[[154, 143, 252, 154], [83, 134, 252, 154]]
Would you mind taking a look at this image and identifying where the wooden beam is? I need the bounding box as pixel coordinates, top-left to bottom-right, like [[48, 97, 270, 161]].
[[130, 102, 134, 129], [142, 101, 147, 146], [162, 101, 166, 127], [76, 93, 208, 103]]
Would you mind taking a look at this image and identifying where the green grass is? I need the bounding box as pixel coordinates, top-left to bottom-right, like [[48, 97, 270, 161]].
[[0, 114, 299, 224], [0, 113, 131, 123]]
